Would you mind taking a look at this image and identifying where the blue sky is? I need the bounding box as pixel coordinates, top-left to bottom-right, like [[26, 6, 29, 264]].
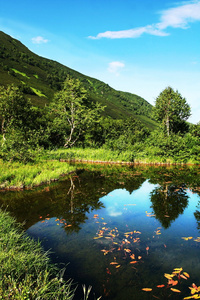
[[0, 0, 200, 124]]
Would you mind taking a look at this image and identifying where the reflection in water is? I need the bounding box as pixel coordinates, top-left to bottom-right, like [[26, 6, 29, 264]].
[[0, 164, 200, 300], [150, 184, 189, 228]]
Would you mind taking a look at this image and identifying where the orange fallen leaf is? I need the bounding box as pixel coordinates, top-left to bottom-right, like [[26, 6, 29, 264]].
[[110, 262, 118, 265], [130, 254, 135, 260], [124, 248, 131, 253], [142, 288, 152, 292], [183, 272, 190, 278], [168, 280, 178, 286], [180, 274, 188, 280], [157, 284, 165, 288], [130, 261, 137, 264], [138, 256, 142, 260], [170, 288, 181, 293], [115, 265, 121, 268]]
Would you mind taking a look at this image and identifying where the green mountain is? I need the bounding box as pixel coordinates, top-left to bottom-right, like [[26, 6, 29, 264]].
[[0, 31, 157, 129]]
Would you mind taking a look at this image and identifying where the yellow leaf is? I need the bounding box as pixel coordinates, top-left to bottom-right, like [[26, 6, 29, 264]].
[[164, 273, 174, 280], [170, 288, 181, 293], [183, 272, 190, 278], [174, 267, 183, 271], [142, 288, 152, 292]]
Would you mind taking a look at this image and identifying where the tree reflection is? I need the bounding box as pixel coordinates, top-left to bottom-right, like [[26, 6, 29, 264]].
[[60, 175, 104, 234], [150, 184, 189, 228]]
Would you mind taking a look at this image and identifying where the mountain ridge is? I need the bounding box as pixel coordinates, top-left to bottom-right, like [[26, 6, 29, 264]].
[[0, 30, 157, 129]]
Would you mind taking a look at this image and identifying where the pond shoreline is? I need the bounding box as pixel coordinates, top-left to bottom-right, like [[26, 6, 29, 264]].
[[1, 157, 199, 192], [60, 158, 198, 166]]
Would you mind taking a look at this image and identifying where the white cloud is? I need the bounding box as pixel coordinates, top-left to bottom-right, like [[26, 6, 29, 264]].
[[31, 36, 49, 44], [108, 61, 125, 76], [89, 1, 200, 39]]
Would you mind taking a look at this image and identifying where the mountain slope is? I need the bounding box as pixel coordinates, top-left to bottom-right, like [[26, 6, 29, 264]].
[[0, 31, 157, 129]]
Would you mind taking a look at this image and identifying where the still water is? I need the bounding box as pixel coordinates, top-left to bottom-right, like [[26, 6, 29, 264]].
[[1, 164, 200, 299]]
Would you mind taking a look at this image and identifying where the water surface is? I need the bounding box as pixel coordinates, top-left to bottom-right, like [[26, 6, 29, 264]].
[[1, 164, 200, 299]]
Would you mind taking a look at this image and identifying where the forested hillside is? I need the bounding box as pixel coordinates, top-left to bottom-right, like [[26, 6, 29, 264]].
[[0, 31, 157, 129]]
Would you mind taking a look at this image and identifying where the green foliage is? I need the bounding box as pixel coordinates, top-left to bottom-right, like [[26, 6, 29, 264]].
[[0, 84, 33, 141], [49, 76, 105, 148], [0, 209, 75, 299], [153, 86, 191, 136], [102, 117, 150, 151]]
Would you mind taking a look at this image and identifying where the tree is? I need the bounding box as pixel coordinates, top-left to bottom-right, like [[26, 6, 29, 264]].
[[0, 84, 33, 143], [153, 87, 191, 136], [49, 76, 104, 148]]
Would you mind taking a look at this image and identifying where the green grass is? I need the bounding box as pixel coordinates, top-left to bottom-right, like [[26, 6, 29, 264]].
[[11, 68, 30, 79], [30, 87, 47, 97], [0, 145, 199, 190], [0, 209, 75, 299], [0, 159, 76, 189], [44, 148, 135, 163]]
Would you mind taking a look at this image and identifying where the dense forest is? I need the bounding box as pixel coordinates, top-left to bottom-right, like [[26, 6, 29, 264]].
[[0, 31, 200, 164]]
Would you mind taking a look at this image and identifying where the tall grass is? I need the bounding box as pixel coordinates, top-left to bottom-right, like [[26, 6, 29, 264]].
[[44, 148, 135, 163], [0, 159, 76, 189], [0, 209, 75, 299]]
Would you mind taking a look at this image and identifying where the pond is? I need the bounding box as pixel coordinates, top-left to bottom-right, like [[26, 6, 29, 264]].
[[1, 164, 200, 300]]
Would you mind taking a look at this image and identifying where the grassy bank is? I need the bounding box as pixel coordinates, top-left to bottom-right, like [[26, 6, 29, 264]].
[[0, 209, 75, 299], [44, 147, 199, 165], [0, 159, 76, 189], [0, 147, 199, 190]]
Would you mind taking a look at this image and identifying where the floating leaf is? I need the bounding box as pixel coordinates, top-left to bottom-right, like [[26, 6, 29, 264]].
[[138, 256, 142, 260], [180, 274, 188, 280], [124, 248, 131, 253], [110, 262, 118, 265], [164, 273, 174, 280], [157, 284, 165, 288], [194, 237, 200, 242], [115, 265, 121, 268], [130, 254, 135, 260], [183, 272, 190, 278], [130, 261, 137, 264], [142, 288, 152, 292], [170, 288, 181, 293], [168, 279, 178, 286], [182, 237, 193, 241]]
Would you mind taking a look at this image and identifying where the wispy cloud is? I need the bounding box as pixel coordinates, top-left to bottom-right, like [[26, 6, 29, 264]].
[[31, 36, 49, 44], [108, 61, 125, 76], [89, 1, 200, 39]]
